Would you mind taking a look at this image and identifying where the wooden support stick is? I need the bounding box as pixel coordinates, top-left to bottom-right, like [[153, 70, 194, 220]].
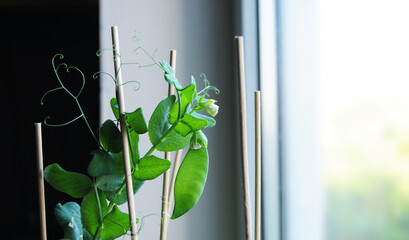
[[160, 49, 177, 240], [168, 149, 182, 213], [235, 36, 253, 240], [35, 123, 47, 240], [111, 26, 138, 240], [255, 91, 261, 240]]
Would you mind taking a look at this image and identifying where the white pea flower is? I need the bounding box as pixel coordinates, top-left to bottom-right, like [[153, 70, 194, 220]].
[[199, 99, 219, 117]]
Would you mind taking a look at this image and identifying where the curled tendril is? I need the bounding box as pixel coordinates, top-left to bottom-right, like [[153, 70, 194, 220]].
[[119, 80, 141, 91], [43, 115, 83, 127], [96, 47, 123, 63], [93, 71, 116, 83], [49, 54, 87, 98], [132, 32, 162, 68], [96, 48, 116, 57], [132, 31, 143, 42], [135, 213, 160, 234], [40, 87, 64, 105], [41, 53, 98, 144], [66, 66, 86, 98], [55, 63, 68, 73], [197, 73, 220, 97], [93, 37, 157, 92], [122, 61, 156, 69]]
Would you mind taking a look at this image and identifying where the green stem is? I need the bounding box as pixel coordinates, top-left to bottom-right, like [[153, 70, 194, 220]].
[[93, 223, 103, 240], [107, 201, 116, 214], [93, 184, 104, 240], [93, 191, 120, 240], [75, 98, 99, 145]]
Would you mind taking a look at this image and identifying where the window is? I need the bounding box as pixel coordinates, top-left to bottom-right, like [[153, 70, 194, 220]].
[[262, 0, 409, 239]]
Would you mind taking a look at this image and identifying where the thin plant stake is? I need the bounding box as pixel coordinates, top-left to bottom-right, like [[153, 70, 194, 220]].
[[235, 36, 253, 240], [255, 91, 261, 240], [35, 122, 47, 240], [167, 50, 182, 219], [111, 26, 138, 239], [168, 149, 182, 213], [160, 49, 177, 240]]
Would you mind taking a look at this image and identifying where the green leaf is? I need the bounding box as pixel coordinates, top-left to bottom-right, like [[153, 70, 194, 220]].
[[174, 112, 215, 137], [100, 206, 131, 239], [111, 98, 148, 135], [126, 108, 148, 134], [105, 179, 144, 205], [110, 98, 119, 120], [87, 149, 115, 177], [164, 74, 182, 89], [171, 147, 209, 219], [100, 120, 122, 153], [99, 141, 140, 199], [102, 151, 144, 204], [96, 174, 123, 192], [155, 130, 190, 152], [148, 95, 176, 145], [148, 95, 191, 151], [44, 163, 92, 198], [54, 202, 83, 235], [129, 131, 140, 165], [169, 84, 197, 124], [96, 131, 139, 193], [81, 187, 107, 236], [159, 61, 175, 75], [63, 217, 81, 240], [191, 111, 216, 128], [133, 156, 171, 180]]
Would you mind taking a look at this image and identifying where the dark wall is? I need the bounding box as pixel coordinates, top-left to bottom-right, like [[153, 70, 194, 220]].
[[1, 2, 100, 239]]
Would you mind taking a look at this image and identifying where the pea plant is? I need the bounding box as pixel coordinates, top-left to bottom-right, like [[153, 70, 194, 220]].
[[40, 38, 219, 239]]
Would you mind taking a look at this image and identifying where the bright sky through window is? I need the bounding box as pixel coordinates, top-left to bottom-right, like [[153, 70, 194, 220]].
[[317, 0, 409, 239]]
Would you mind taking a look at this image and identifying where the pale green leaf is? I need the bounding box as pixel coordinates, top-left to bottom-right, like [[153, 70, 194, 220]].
[[159, 61, 175, 75], [164, 74, 182, 89], [63, 217, 81, 240], [54, 202, 83, 234]]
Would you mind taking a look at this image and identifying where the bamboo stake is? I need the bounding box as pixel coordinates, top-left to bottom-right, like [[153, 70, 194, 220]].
[[168, 149, 182, 213], [235, 36, 253, 240], [111, 26, 138, 239], [255, 91, 261, 240], [35, 123, 47, 240], [160, 49, 177, 240]]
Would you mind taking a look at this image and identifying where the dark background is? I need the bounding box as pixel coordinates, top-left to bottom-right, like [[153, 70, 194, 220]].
[[1, 1, 100, 239]]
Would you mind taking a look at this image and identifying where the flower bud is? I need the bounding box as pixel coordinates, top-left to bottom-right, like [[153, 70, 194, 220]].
[[199, 99, 219, 117], [206, 102, 219, 117]]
